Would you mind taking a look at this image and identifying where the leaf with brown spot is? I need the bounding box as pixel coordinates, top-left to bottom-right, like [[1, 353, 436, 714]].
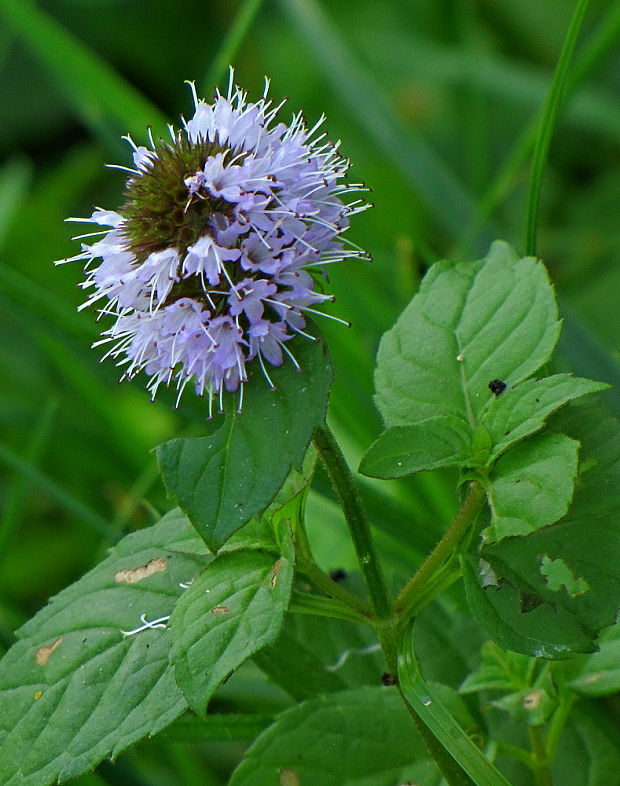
[[270, 560, 283, 589], [35, 636, 63, 666], [0, 509, 209, 786], [170, 537, 295, 715], [114, 557, 168, 584], [279, 769, 300, 786]]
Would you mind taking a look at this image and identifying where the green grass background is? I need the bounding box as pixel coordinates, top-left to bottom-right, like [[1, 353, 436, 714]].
[[2, 0, 620, 783]]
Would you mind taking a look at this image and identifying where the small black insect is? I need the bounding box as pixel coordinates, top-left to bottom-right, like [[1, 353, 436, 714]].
[[381, 672, 398, 686], [330, 568, 347, 583], [488, 379, 507, 396]]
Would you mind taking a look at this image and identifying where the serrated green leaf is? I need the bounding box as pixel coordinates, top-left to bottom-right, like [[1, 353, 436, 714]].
[[219, 448, 316, 555], [553, 706, 620, 786], [0, 510, 208, 786], [229, 686, 439, 786], [461, 555, 595, 659], [485, 432, 580, 542], [459, 640, 536, 695], [170, 539, 295, 716], [359, 415, 471, 478], [481, 374, 608, 463], [569, 623, 620, 697], [157, 336, 332, 551], [483, 405, 620, 654], [461, 642, 558, 727], [375, 241, 561, 430]]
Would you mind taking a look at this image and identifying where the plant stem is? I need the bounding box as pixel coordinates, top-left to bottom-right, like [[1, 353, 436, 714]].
[[525, 0, 591, 256], [528, 726, 553, 786], [312, 423, 392, 621], [546, 686, 576, 761], [297, 558, 372, 618], [289, 591, 371, 625], [295, 519, 372, 617], [394, 481, 486, 619]]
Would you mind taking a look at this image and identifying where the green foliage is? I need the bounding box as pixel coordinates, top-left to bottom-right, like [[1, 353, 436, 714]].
[[460, 641, 558, 726], [0, 510, 207, 785], [485, 432, 580, 541], [481, 407, 620, 656], [229, 686, 439, 786], [362, 241, 617, 662], [481, 374, 607, 464], [5, 1, 620, 783], [360, 415, 471, 477], [398, 623, 512, 786], [170, 539, 295, 716], [157, 335, 332, 551], [362, 241, 604, 482], [569, 625, 620, 697], [372, 241, 561, 429]]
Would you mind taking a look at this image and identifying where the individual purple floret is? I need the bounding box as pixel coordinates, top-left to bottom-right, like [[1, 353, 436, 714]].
[[59, 75, 369, 412]]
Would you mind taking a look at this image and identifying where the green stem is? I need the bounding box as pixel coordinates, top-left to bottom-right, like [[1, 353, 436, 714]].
[[496, 742, 536, 769], [289, 591, 371, 625], [546, 687, 576, 761], [528, 726, 553, 786], [297, 559, 372, 618], [394, 481, 486, 619], [294, 509, 372, 617], [312, 423, 392, 621], [525, 0, 592, 256], [458, 0, 620, 257]]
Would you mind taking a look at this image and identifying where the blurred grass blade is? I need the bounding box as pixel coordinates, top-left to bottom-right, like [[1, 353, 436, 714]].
[[0, 158, 32, 249], [278, 0, 493, 248], [0, 264, 97, 338], [398, 621, 512, 786], [0, 0, 166, 142], [458, 0, 620, 253], [0, 398, 58, 561], [525, 0, 592, 255], [201, 0, 267, 94], [572, 1, 620, 84], [0, 441, 118, 541], [360, 28, 620, 142]]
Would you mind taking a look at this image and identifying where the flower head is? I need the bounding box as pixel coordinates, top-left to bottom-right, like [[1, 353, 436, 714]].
[[61, 76, 368, 412]]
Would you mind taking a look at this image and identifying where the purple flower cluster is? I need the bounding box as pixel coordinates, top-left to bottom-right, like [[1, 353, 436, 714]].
[[61, 79, 368, 410]]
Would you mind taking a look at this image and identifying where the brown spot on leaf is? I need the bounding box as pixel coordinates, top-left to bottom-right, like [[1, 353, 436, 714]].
[[35, 636, 64, 665], [522, 689, 544, 710], [270, 559, 283, 589], [211, 606, 230, 615], [583, 673, 602, 684], [114, 557, 167, 584], [34, 691, 43, 700], [279, 770, 300, 786]]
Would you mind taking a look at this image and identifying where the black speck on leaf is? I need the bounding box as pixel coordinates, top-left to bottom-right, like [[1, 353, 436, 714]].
[[488, 379, 507, 396]]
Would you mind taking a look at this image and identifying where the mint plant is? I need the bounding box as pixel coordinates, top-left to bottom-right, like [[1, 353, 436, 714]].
[[2, 54, 620, 786]]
